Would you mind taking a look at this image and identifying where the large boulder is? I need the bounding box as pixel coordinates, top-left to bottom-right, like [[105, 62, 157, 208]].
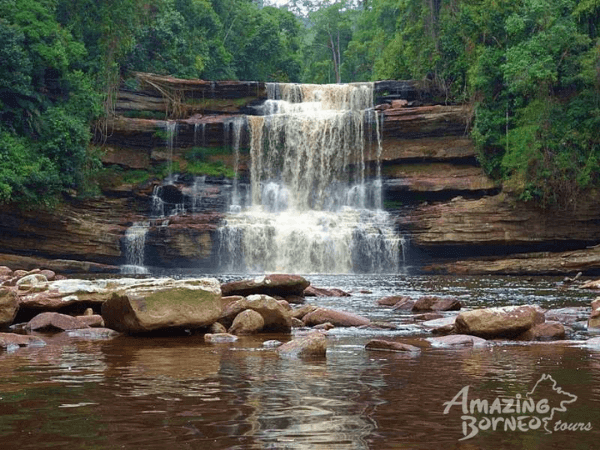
[[221, 274, 310, 297], [102, 279, 222, 334], [229, 309, 265, 335], [277, 331, 327, 358], [221, 295, 292, 332], [0, 288, 19, 328], [302, 308, 370, 327], [516, 322, 566, 341], [455, 305, 544, 338]]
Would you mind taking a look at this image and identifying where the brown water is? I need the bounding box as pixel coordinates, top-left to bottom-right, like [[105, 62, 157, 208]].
[[1, 275, 600, 450]]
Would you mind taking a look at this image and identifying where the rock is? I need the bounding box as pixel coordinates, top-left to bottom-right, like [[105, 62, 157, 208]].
[[277, 332, 327, 358], [427, 335, 488, 347], [0, 266, 13, 277], [392, 299, 415, 311], [26, 312, 89, 333], [83, 308, 94, 316], [101, 279, 222, 334], [413, 296, 462, 312], [221, 295, 244, 309], [66, 328, 120, 339], [581, 279, 600, 289], [302, 308, 370, 327], [365, 339, 421, 353], [517, 322, 566, 341], [222, 295, 292, 332], [360, 321, 399, 330], [262, 340, 282, 348], [313, 322, 335, 331], [205, 333, 238, 343], [39, 270, 56, 282], [285, 295, 306, 305], [546, 307, 589, 325], [422, 316, 457, 334], [0, 332, 46, 349], [277, 299, 292, 311], [303, 286, 351, 297], [13, 270, 27, 278], [76, 315, 105, 328], [455, 305, 544, 338], [221, 274, 310, 297], [229, 309, 265, 335], [377, 295, 412, 306], [0, 288, 19, 327], [291, 318, 304, 328], [412, 312, 444, 321], [589, 299, 600, 329], [291, 304, 319, 320], [210, 322, 227, 334], [16, 274, 48, 290]]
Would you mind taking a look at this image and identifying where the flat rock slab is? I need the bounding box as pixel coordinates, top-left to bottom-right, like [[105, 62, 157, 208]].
[[66, 328, 120, 340], [377, 295, 412, 307], [303, 308, 370, 327], [26, 312, 90, 333], [365, 339, 421, 353], [303, 286, 350, 297], [413, 296, 462, 312], [427, 335, 488, 348], [221, 275, 310, 297], [0, 333, 46, 349], [278, 332, 327, 358], [102, 280, 222, 334]]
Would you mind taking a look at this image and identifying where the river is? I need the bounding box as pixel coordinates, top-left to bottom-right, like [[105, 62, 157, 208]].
[[1, 274, 599, 449]]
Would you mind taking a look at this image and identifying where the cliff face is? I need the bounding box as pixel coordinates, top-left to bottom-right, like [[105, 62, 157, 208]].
[[1, 73, 599, 275]]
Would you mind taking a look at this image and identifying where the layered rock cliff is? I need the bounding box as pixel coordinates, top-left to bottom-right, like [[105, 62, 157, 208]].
[[2, 73, 599, 275]]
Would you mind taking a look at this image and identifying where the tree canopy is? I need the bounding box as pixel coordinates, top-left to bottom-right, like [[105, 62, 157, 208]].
[[0, 0, 598, 208]]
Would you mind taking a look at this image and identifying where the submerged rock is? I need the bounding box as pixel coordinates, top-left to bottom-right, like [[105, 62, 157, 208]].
[[66, 328, 120, 339], [427, 335, 487, 347], [277, 331, 327, 358], [102, 279, 222, 334], [302, 308, 370, 327], [0, 332, 46, 349], [303, 286, 351, 297], [365, 339, 421, 353], [229, 309, 265, 335], [221, 274, 310, 297], [204, 333, 238, 343], [455, 305, 544, 338]]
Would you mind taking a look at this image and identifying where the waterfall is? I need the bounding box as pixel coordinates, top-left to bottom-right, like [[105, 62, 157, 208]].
[[121, 222, 150, 274], [218, 82, 403, 274], [225, 116, 246, 211], [165, 121, 177, 184]]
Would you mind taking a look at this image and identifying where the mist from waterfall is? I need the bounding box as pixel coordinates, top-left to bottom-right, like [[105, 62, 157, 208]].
[[218, 82, 403, 274]]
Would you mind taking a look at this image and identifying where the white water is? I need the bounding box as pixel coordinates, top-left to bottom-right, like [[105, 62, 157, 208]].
[[121, 222, 150, 274], [218, 83, 403, 274]]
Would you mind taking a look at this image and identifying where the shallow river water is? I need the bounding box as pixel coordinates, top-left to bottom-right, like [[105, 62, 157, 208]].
[[1, 274, 600, 449]]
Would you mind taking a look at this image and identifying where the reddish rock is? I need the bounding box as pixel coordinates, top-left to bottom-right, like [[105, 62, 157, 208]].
[[229, 309, 265, 335], [365, 339, 421, 353], [39, 270, 56, 281], [278, 331, 327, 358], [313, 322, 335, 331], [377, 295, 412, 307], [0, 332, 46, 349], [303, 308, 370, 327], [412, 296, 462, 312], [76, 315, 105, 328], [0, 266, 13, 277], [412, 312, 443, 321], [517, 322, 566, 341], [26, 312, 90, 333], [392, 299, 415, 311], [455, 305, 544, 338], [221, 295, 292, 332], [303, 286, 351, 297], [285, 295, 306, 305], [221, 274, 310, 297], [291, 317, 304, 328], [422, 316, 457, 335], [291, 304, 319, 320]]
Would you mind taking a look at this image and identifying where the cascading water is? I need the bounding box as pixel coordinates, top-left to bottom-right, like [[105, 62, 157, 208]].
[[218, 83, 403, 274], [121, 222, 150, 274]]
